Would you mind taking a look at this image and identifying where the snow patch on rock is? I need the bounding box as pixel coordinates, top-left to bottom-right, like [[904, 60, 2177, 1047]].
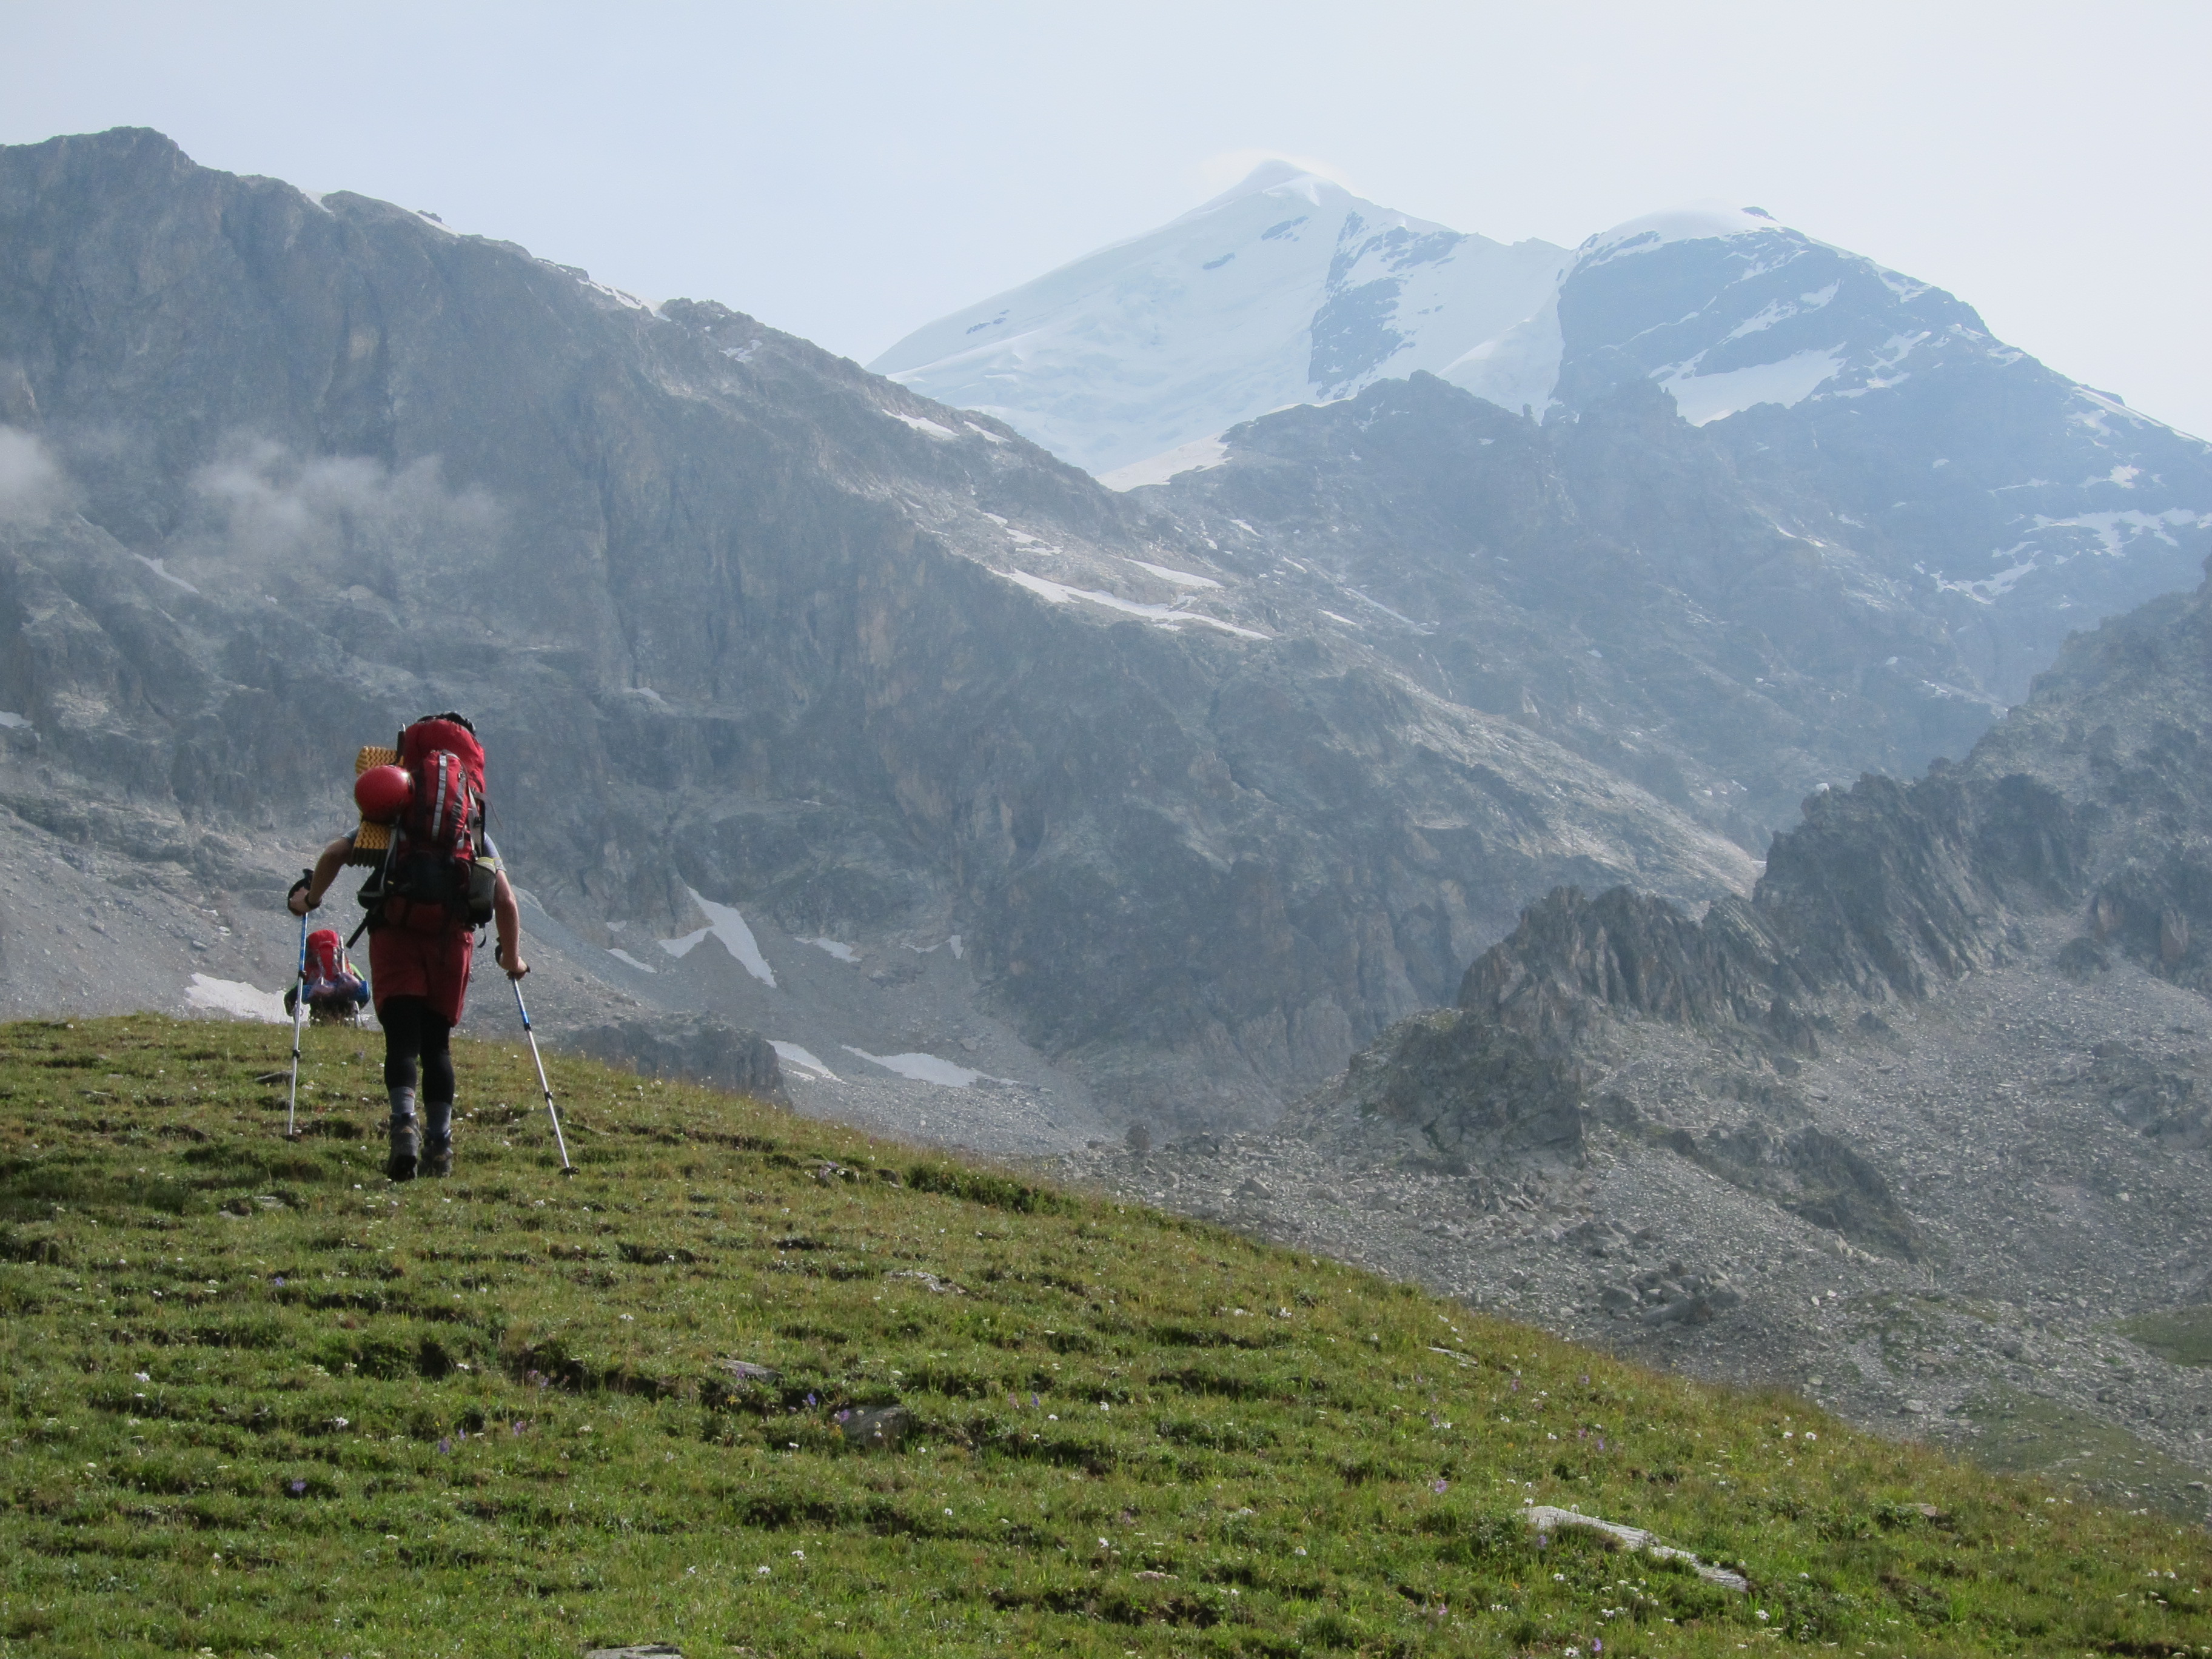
[[843, 1046, 998, 1088], [771, 1041, 841, 1082], [1660, 346, 1847, 426], [660, 888, 777, 987], [1099, 437, 1229, 492], [185, 974, 287, 1024]]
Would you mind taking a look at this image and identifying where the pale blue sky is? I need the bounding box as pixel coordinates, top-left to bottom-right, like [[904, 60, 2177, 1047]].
[[7, 1, 2210, 434]]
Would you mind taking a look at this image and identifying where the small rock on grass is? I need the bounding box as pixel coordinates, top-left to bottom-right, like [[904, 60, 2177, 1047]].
[[840, 1404, 915, 1450], [587, 1647, 683, 1658]]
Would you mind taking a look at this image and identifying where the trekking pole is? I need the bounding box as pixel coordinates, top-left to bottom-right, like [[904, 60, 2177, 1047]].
[[511, 974, 575, 1176], [284, 871, 312, 1141], [477, 834, 573, 1176]]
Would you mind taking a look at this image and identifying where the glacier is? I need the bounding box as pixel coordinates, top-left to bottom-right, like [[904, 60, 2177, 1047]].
[[870, 160, 1567, 476]]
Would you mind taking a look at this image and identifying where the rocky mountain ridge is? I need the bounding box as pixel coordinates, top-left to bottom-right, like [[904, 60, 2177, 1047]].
[[1062, 556, 2212, 1508], [886, 172, 2212, 731], [1136, 370, 2001, 850], [0, 127, 1754, 1131]]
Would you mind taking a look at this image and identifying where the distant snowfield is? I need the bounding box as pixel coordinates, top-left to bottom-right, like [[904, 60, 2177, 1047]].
[[1099, 436, 1230, 492], [1127, 558, 1224, 589], [882, 408, 959, 440], [868, 171, 1806, 472], [185, 973, 286, 1023], [659, 888, 776, 987], [879, 166, 2186, 501], [872, 160, 1567, 475], [842, 1045, 1004, 1088], [1000, 568, 1267, 639], [133, 554, 199, 594], [1661, 346, 1846, 426], [1942, 505, 2212, 602], [771, 1041, 841, 1082]]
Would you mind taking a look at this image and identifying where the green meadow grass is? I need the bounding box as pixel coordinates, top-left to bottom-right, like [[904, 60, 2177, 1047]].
[[1, 1014, 2208, 1658], [2123, 1306, 2212, 1369]]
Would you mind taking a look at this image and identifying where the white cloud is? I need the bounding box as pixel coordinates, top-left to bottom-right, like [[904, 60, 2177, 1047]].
[[184, 439, 503, 591], [1195, 149, 1356, 196], [0, 426, 65, 527]]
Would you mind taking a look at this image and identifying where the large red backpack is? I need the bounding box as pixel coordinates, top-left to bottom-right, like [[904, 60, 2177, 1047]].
[[304, 927, 352, 990], [362, 714, 496, 933], [288, 927, 369, 1022]]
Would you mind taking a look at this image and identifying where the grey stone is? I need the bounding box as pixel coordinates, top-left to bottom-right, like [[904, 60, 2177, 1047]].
[[1523, 1504, 1746, 1592], [839, 1405, 914, 1451], [561, 1013, 788, 1105]]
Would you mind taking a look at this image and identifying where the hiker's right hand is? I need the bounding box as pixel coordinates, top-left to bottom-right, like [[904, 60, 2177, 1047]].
[[497, 942, 529, 979]]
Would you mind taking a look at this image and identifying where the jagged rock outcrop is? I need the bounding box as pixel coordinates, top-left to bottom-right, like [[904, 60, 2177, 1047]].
[[1332, 558, 2204, 1171], [561, 1013, 788, 1105], [1064, 560, 2212, 1503], [1324, 1008, 1585, 1178]]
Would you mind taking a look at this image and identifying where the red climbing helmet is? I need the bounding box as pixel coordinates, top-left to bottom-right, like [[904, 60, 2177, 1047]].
[[354, 763, 414, 824]]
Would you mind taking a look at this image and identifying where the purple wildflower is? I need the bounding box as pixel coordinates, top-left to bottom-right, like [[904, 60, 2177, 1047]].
[[806, 1392, 817, 1408], [1536, 1533, 1549, 1549], [1430, 1478, 1449, 1494], [273, 1276, 285, 1287], [289, 1478, 306, 1496], [512, 1421, 525, 1435], [1031, 1394, 1040, 1408], [438, 1437, 453, 1455]]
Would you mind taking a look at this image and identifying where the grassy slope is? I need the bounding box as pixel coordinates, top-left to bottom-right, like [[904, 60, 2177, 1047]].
[[1, 1016, 2207, 1659]]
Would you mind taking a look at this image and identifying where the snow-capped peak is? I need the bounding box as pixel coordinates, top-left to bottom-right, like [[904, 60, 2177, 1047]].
[[871, 171, 1565, 475], [873, 172, 2202, 504], [1168, 159, 1409, 228], [1575, 201, 1786, 269]]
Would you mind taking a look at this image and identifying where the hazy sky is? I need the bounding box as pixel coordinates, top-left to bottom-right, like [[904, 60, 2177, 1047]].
[[8, 1, 2210, 435]]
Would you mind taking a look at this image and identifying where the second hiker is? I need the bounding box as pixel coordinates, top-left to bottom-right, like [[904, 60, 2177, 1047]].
[[289, 711, 528, 1181]]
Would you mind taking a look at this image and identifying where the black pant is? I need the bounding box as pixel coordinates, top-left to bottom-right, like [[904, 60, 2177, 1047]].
[[381, 996, 454, 1118]]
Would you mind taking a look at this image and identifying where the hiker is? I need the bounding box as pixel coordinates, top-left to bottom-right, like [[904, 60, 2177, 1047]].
[[287, 712, 528, 1181], [283, 927, 370, 1025]]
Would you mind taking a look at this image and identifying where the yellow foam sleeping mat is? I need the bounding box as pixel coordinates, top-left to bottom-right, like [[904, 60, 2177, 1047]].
[[347, 745, 398, 865]]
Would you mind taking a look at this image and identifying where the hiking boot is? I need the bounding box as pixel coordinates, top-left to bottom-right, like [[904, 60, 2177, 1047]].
[[419, 1098, 453, 1178], [386, 1121, 419, 1182]]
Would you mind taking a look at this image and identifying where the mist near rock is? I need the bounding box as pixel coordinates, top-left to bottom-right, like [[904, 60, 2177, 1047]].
[[0, 426, 62, 526]]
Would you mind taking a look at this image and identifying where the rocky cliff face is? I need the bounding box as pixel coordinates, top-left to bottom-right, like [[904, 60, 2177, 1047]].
[[1550, 216, 2212, 701], [1065, 558, 2212, 1512], [0, 129, 1753, 1127], [1144, 372, 2000, 850], [1344, 549, 2207, 1182]]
